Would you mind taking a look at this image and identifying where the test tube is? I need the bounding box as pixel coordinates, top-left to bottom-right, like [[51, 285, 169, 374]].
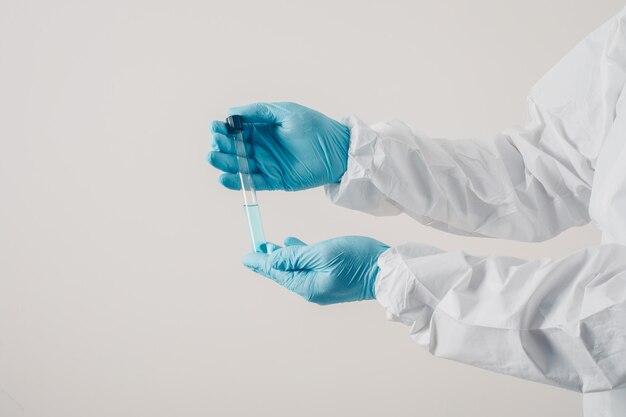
[[226, 115, 267, 253]]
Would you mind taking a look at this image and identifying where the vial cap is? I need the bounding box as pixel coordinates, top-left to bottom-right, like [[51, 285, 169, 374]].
[[226, 115, 244, 133]]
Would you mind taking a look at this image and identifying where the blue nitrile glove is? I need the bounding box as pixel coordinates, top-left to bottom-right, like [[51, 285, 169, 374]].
[[243, 236, 389, 305], [208, 102, 350, 191]]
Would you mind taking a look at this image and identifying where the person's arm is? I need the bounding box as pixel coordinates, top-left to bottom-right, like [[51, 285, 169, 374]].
[[375, 242, 626, 393], [326, 7, 626, 242], [243, 234, 626, 393]]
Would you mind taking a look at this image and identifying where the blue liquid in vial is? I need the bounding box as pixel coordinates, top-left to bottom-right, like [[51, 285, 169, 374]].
[[243, 204, 266, 253]]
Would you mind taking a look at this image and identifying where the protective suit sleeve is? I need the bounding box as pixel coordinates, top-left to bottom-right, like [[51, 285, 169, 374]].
[[375, 244, 626, 393], [326, 8, 626, 242]]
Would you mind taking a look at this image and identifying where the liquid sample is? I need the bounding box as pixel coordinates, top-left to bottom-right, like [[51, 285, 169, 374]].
[[243, 204, 266, 253]]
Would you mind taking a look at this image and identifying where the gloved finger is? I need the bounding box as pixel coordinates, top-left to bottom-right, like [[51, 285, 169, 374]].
[[210, 120, 229, 135], [284, 236, 307, 246], [207, 151, 259, 174], [271, 244, 318, 271], [219, 173, 270, 191], [227, 102, 288, 124], [242, 252, 293, 286], [212, 133, 254, 156], [242, 252, 270, 274]]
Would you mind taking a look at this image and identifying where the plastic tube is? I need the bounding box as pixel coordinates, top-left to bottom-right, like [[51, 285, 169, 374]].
[[226, 115, 267, 253]]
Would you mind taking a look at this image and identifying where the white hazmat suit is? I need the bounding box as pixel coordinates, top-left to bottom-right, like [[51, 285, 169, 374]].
[[326, 8, 626, 417]]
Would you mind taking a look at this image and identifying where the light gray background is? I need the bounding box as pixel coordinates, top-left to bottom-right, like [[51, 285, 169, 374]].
[[0, 1, 622, 416]]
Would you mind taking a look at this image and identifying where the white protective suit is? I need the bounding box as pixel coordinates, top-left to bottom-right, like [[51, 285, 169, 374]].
[[326, 8, 626, 417]]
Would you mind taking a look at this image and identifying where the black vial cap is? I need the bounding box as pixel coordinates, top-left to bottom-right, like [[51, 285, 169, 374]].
[[226, 115, 244, 133]]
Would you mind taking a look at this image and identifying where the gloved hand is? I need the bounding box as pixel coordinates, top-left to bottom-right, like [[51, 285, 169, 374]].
[[208, 102, 350, 191], [243, 236, 389, 305]]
